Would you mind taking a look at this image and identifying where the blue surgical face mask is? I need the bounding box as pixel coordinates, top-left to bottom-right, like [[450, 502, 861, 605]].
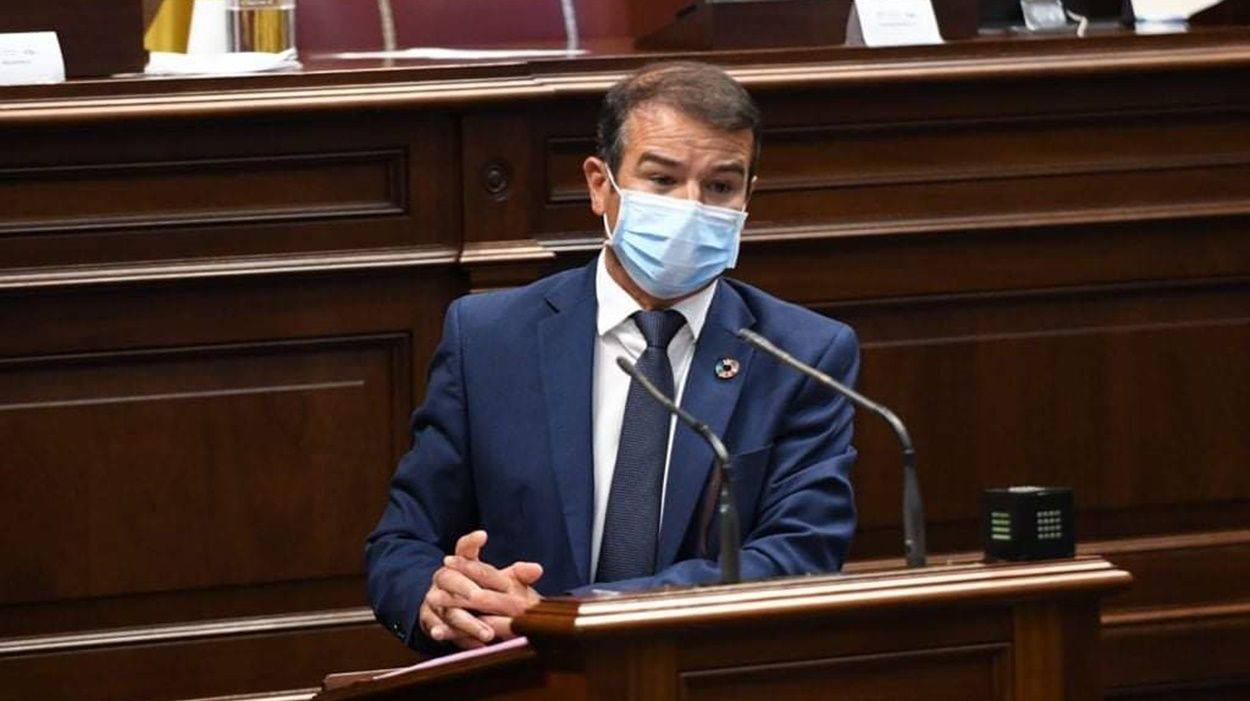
[[603, 168, 748, 300]]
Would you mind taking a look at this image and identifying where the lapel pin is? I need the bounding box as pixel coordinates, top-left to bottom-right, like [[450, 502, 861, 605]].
[[714, 357, 740, 380]]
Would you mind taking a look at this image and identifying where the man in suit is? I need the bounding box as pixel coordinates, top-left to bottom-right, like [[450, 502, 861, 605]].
[[366, 61, 858, 654]]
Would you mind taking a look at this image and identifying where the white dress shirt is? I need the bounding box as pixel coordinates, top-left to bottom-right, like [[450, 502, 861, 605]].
[[590, 250, 718, 581]]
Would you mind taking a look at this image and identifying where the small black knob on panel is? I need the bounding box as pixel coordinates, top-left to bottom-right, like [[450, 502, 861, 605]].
[[482, 162, 511, 201]]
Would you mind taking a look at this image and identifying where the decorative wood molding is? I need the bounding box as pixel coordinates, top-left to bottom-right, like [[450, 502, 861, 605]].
[[0, 608, 375, 657], [547, 106, 1250, 205], [812, 276, 1250, 314], [528, 37, 1250, 96], [181, 689, 319, 701], [459, 239, 556, 266], [1103, 601, 1250, 628], [0, 332, 412, 367], [0, 246, 459, 291], [746, 201, 1250, 244], [0, 150, 409, 236], [3, 32, 1250, 125], [1084, 529, 1250, 555], [0, 76, 554, 125], [519, 558, 1130, 636], [2, 535, 1223, 657], [857, 315, 1250, 351], [524, 205, 1250, 262], [0, 379, 364, 414], [846, 529, 1250, 572]]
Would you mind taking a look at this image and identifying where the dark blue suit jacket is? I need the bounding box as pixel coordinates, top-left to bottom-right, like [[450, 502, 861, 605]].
[[365, 261, 858, 651]]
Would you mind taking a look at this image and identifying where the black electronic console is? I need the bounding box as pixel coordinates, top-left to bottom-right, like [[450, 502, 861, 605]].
[[983, 486, 1076, 561]]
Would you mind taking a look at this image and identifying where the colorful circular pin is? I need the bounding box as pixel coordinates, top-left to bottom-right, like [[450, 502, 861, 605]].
[[715, 357, 740, 380]]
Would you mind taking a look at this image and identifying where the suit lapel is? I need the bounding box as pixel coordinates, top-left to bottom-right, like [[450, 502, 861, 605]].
[[657, 280, 757, 570], [538, 265, 598, 584]]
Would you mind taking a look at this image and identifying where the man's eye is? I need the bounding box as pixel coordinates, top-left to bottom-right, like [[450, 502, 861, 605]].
[[708, 181, 734, 195], [649, 175, 676, 186]]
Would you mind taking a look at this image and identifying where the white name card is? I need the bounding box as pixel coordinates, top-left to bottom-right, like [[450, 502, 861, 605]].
[[1131, 0, 1222, 21], [851, 0, 944, 47], [0, 32, 66, 86]]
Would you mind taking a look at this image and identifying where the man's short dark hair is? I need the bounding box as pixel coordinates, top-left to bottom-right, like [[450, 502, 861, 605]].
[[597, 61, 762, 179]]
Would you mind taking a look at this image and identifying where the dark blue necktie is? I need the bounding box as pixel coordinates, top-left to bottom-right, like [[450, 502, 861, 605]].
[[596, 309, 687, 583]]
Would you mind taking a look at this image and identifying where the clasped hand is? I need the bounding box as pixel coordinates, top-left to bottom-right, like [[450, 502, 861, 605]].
[[419, 530, 543, 649]]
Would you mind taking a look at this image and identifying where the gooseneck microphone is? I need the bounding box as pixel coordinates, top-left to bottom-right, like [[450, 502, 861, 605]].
[[736, 328, 928, 568], [615, 356, 741, 584]]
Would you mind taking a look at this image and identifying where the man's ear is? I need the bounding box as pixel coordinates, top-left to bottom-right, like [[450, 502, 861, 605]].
[[583, 156, 612, 216], [745, 174, 758, 206]]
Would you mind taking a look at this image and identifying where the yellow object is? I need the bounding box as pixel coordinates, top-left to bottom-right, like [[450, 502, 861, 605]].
[[144, 0, 195, 53], [235, 6, 292, 53]]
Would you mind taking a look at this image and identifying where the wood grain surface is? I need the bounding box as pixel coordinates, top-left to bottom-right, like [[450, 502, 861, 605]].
[[1, 27, 1247, 701]]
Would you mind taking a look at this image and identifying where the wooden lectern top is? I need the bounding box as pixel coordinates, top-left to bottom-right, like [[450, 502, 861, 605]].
[[520, 556, 1129, 637], [317, 557, 1130, 701]]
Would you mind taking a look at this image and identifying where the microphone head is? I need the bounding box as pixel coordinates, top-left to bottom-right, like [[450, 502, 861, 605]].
[[615, 355, 636, 375]]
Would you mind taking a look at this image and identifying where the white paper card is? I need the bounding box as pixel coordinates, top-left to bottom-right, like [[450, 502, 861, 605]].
[[145, 49, 300, 76], [1131, 0, 1221, 21], [853, 0, 944, 47], [328, 48, 585, 61], [0, 32, 66, 86]]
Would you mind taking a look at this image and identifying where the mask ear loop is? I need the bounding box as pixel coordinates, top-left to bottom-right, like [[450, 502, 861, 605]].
[[602, 162, 624, 243], [741, 174, 757, 213]]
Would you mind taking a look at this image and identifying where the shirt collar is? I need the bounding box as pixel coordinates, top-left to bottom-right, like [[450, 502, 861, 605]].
[[595, 248, 717, 340]]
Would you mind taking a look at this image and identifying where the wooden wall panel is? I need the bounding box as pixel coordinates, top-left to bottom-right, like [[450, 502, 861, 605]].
[[680, 644, 1009, 701], [546, 109, 1250, 227], [0, 111, 459, 269], [1096, 533, 1250, 700], [1, 29, 1248, 701], [1104, 612, 1250, 697], [0, 618, 411, 701], [817, 280, 1250, 555], [0, 336, 401, 605], [531, 63, 1250, 243], [1099, 532, 1250, 611], [0, 151, 405, 234], [0, 267, 455, 695]]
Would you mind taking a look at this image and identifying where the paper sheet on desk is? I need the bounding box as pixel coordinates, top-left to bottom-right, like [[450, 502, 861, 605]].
[[0, 32, 65, 86], [1131, 0, 1222, 20], [372, 636, 530, 680], [328, 48, 584, 61], [145, 49, 301, 76]]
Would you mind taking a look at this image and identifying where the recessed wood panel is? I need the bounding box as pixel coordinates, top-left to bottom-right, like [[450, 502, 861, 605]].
[[1099, 532, 1250, 611], [755, 111, 1250, 192], [546, 110, 1250, 203], [538, 106, 1250, 239], [1104, 612, 1250, 691], [0, 337, 403, 605], [826, 282, 1250, 557], [0, 621, 414, 701], [747, 165, 1250, 232], [1108, 680, 1250, 701], [676, 608, 1011, 672], [0, 151, 405, 234], [680, 644, 1008, 701], [0, 111, 460, 269]]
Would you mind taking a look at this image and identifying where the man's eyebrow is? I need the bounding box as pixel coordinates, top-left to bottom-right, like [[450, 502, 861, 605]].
[[709, 161, 747, 177], [636, 152, 747, 177], [636, 152, 683, 169]]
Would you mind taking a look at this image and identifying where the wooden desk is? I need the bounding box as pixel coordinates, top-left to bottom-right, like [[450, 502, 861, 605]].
[[317, 559, 1133, 701], [1, 29, 1247, 701]]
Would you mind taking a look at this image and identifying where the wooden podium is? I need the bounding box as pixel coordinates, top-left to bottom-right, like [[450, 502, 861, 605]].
[[314, 557, 1130, 701]]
